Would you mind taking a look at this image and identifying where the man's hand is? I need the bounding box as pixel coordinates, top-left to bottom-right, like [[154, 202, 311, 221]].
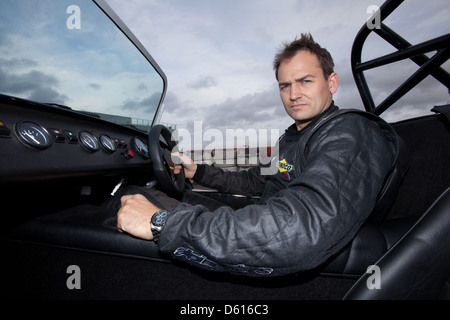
[[172, 152, 198, 179], [117, 194, 160, 240]]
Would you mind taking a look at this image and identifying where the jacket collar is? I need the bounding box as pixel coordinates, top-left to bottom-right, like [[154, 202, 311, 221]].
[[285, 101, 338, 135]]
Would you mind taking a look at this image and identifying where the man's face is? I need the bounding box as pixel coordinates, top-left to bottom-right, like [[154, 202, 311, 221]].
[[277, 50, 338, 130]]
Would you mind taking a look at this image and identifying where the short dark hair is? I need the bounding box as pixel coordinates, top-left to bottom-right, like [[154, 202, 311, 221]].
[[273, 33, 334, 81]]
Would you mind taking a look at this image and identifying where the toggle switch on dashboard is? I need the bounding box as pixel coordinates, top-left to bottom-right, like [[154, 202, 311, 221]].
[[122, 149, 135, 160]]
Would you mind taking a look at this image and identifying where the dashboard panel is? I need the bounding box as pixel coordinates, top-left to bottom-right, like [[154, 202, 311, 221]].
[[0, 95, 153, 182]]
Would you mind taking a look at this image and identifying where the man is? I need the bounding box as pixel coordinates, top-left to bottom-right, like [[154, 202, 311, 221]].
[[115, 33, 398, 277]]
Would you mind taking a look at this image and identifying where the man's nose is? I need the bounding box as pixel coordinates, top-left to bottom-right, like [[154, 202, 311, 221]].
[[290, 83, 303, 101]]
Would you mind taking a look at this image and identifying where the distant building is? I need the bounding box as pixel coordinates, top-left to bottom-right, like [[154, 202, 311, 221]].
[[97, 112, 176, 132]]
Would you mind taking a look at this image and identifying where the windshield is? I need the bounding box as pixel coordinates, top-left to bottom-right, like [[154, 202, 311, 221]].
[[0, 0, 166, 130]]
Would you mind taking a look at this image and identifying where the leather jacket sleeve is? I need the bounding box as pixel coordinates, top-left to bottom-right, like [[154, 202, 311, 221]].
[[192, 163, 267, 196], [158, 114, 398, 277]]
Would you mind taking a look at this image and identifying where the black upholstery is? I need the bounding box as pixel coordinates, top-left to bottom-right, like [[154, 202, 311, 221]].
[[321, 217, 415, 275], [343, 187, 450, 299], [9, 205, 163, 261], [368, 135, 410, 221]]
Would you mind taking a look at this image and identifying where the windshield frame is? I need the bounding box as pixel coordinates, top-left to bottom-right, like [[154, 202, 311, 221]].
[[94, 0, 168, 127]]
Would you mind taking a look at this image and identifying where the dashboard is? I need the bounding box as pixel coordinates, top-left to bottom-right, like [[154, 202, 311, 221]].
[[0, 95, 153, 183]]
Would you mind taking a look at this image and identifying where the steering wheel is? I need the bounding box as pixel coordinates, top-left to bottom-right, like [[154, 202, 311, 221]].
[[148, 124, 185, 197]]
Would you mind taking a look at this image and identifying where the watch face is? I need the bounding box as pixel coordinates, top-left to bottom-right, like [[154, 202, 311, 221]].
[[152, 210, 169, 227]]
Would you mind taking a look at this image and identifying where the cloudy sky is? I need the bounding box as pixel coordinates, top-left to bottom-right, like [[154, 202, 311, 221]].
[[105, 0, 449, 138]]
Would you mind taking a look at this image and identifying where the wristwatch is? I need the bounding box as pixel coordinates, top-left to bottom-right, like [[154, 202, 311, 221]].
[[150, 209, 170, 244]]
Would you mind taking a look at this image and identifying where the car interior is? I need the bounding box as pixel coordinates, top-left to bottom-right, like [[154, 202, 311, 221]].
[[1, 0, 449, 300]]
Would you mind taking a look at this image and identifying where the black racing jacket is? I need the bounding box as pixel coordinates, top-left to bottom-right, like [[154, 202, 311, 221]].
[[158, 103, 399, 277]]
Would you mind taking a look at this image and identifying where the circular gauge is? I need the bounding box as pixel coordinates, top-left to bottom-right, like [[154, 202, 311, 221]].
[[99, 134, 117, 153], [131, 137, 149, 159], [15, 121, 53, 150], [79, 131, 100, 152]]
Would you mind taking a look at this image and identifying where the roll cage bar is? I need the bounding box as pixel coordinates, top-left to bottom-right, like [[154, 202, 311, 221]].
[[351, 0, 450, 115]]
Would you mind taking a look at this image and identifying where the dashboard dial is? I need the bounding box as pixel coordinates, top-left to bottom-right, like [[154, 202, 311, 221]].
[[131, 137, 149, 159], [99, 134, 117, 153], [79, 131, 100, 152], [15, 121, 53, 150]]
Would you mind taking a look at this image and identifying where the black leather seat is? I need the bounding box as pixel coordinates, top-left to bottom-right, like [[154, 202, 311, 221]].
[[343, 187, 450, 299], [321, 134, 411, 275]]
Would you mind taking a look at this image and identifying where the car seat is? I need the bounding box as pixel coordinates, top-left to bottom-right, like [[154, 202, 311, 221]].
[[343, 187, 450, 299]]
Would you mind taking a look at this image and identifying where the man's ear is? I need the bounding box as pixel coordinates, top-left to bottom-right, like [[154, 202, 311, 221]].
[[328, 72, 339, 94]]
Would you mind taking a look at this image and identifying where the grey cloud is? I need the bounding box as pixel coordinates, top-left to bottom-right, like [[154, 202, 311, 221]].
[[0, 28, 11, 47], [161, 91, 204, 124], [161, 84, 290, 133], [187, 76, 218, 89], [0, 68, 59, 94], [28, 87, 68, 105], [0, 57, 38, 69], [137, 82, 148, 91], [89, 83, 101, 90], [120, 91, 162, 113], [164, 91, 197, 114], [0, 62, 68, 104], [201, 84, 289, 130]]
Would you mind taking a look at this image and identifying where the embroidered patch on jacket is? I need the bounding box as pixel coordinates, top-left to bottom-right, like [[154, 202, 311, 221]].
[[277, 155, 294, 180]]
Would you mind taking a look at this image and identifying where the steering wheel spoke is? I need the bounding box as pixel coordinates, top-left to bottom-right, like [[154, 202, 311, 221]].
[[148, 125, 186, 197]]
